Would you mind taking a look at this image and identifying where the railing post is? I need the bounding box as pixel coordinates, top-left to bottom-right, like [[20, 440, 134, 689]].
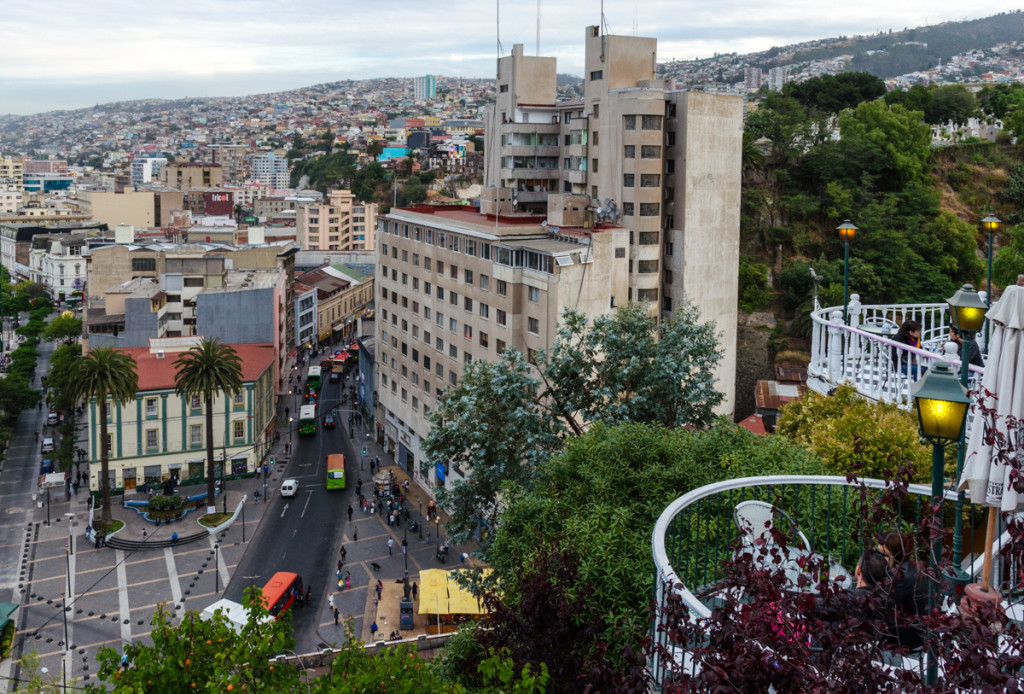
[[848, 294, 862, 361], [828, 310, 844, 384]]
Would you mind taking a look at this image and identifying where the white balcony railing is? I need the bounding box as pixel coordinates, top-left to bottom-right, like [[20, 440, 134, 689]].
[[807, 295, 985, 407]]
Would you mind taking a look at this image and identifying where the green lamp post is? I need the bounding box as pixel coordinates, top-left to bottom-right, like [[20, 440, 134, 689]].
[[837, 220, 858, 324], [912, 345, 970, 687]]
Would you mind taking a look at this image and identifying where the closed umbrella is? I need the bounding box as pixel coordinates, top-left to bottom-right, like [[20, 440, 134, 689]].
[[958, 285, 1024, 607]]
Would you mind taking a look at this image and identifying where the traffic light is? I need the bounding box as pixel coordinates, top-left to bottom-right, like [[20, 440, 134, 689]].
[[362, 446, 367, 455], [270, 457, 275, 466]]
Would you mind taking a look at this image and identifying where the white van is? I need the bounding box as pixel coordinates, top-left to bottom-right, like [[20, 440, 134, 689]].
[[280, 479, 298, 498], [46, 410, 59, 426], [40, 437, 55, 453]]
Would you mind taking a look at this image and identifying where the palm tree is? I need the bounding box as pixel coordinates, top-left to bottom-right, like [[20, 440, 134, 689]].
[[173, 338, 244, 506], [67, 347, 138, 524]]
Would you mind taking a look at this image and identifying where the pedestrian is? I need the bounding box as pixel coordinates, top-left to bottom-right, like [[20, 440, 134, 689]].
[[404, 479, 409, 493], [388, 537, 394, 555], [370, 501, 375, 515], [388, 512, 394, 527], [412, 582, 418, 600], [347, 505, 353, 522], [329, 594, 335, 610], [345, 572, 351, 590], [333, 607, 340, 625], [402, 537, 407, 555], [376, 579, 383, 600], [306, 587, 312, 605], [362, 498, 368, 512], [340, 546, 347, 561], [353, 525, 358, 541], [142, 528, 147, 540], [371, 621, 378, 637]]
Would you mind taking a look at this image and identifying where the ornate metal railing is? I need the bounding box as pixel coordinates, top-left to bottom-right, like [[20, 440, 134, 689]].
[[807, 296, 985, 407], [650, 475, 1019, 686]]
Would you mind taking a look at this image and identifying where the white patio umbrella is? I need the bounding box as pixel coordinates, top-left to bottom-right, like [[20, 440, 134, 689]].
[[958, 285, 1024, 603]]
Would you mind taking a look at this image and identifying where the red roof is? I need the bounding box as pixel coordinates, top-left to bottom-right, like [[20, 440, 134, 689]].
[[737, 415, 767, 435], [119, 343, 277, 392]]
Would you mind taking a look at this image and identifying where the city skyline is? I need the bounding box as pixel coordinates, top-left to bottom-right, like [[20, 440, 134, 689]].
[[2, 1, 1020, 115]]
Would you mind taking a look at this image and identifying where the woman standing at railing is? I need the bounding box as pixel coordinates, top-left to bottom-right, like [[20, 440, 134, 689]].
[[892, 320, 925, 380]]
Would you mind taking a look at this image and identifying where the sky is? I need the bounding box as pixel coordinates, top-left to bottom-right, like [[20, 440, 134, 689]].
[[1, 1, 1021, 115]]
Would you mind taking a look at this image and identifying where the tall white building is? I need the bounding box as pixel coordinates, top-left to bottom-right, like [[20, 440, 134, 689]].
[[743, 67, 763, 91], [414, 75, 437, 101], [768, 67, 790, 91], [251, 152, 290, 188], [130, 156, 167, 187]]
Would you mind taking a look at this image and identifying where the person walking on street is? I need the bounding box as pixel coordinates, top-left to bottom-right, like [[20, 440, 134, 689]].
[[388, 537, 394, 555], [345, 572, 351, 590], [340, 546, 347, 561], [353, 525, 358, 541], [334, 607, 340, 625], [329, 594, 335, 610], [347, 505, 353, 522], [412, 582, 418, 601], [338, 559, 343, 573], [402, 537, 408, 555]]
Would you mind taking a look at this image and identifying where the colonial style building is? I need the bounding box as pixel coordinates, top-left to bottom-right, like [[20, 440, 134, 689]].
[[85, 338, 276, 492]]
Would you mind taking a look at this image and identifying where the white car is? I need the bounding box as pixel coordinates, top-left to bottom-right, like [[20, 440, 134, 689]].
[[40, 437, 55, 453], [280, 479, 298, 498]]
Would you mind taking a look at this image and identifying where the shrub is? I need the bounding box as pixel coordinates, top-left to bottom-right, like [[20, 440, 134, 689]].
[[0, 621, 13, 658], [776, 384, 932, 482]]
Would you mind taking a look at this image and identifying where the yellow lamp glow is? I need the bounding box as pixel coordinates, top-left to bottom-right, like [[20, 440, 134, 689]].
[[947, 284, 987, 336]]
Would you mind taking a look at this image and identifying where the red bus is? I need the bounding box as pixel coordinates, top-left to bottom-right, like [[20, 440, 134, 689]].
[[262, 572, 303, 618]]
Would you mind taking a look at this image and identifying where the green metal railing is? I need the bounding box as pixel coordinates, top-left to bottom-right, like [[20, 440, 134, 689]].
[[650, 475, 1009, 685]]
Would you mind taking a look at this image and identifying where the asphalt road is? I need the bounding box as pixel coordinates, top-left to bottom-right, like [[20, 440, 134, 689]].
[[223, 374, 365, 650]]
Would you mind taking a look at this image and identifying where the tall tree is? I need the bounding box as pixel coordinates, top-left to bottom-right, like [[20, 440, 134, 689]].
[[173, 338, 243, 504], [67, 347, 138, 523], [422, 349, 563, 545]]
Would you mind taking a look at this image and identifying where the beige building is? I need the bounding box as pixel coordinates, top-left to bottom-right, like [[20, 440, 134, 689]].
[[160, 162, 224, 192], [296, 264, 374, 347], [482, 27, 743, 414], [81, 189, 184, 228], [375, 205, 628, 485], [84, 337, 276, 492], [0, 154, 24, 188], [296, 189, 377, 252]]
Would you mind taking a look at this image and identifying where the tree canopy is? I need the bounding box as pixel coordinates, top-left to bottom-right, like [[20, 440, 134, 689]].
[[422, 302, 724, 545]]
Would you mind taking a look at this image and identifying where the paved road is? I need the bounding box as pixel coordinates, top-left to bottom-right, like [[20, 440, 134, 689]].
[[224, 374, 367, 651]]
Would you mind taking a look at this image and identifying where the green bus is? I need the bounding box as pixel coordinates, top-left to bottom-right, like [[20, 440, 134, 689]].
[[306, 366, 323, 391], [325, 453, 346, 490], [298, 404, 317, 435]]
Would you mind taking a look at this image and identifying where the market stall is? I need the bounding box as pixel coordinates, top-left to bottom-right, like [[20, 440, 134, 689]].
[[417, 568, 491, 634]]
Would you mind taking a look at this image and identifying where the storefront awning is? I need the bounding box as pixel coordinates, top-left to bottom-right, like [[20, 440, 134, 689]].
[[417, 569, 491, 615]]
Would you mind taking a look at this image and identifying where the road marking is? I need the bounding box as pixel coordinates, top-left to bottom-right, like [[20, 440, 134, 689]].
[[301, 491, 313, 518], [280, 503, 289, 518], [163, 547, 183, 616], [114, 549, 133, 643]]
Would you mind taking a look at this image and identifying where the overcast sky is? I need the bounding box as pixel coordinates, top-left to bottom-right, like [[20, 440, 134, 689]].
[[1, 1, 1019, 115]]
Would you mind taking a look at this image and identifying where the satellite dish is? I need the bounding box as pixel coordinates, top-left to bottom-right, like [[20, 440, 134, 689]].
[[604, 198, 612, 206], [550, 226, 560, 234], [541, 219, 548, 227]]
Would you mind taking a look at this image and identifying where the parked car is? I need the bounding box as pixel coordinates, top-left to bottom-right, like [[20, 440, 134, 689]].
[[40, 459, 54, 474], [40, 437, 55, 453], [324, 413, 336, 429], [46, 410, 59, 425], [329, 372, 340, 383], [280, 479, 299, 498]]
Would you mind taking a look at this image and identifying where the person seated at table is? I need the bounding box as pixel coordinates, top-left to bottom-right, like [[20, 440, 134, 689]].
[[878, 530, 927, 651], [892, 321, 926, 380], [948, 326, 984, 368]]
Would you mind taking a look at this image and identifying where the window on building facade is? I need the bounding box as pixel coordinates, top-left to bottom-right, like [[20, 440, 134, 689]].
[[480, 303, 489, 318], [497, 280, 507, 296], [640, 173, 661, 187], [528, 317, 539, 334], [190, 424, 202, 446], [146, 398, 158, 417], [497, 309, 507, 326], [528, 287, 539, 302], [624, 145, 636, 159], [623, 202, 634, 216], [639, 202, 661, 216], [146, 429, 158, 451], [641, 145, 661, 159], [233, 419, 245, 441], [480, 275, 489, 290], [624, 173, 635, 187], [624, 115, 637, 130], [642, 115, 663, 130]]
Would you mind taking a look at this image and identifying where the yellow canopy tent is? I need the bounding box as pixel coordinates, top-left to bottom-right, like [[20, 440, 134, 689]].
[[418, 568, 491, 633]]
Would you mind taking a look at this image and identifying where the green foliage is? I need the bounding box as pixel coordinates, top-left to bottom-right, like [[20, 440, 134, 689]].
[[486, 421, 827, 665], [351, 161, 392, 207], [783, 72, 886, 114], [289, 150, 358, 192], [68, 347, 138, 522], [90, 587, 300, 693], [419, 171, 436, 185], [45, 343, 81, 415], [839, 101, 932, 185], [401, 179, 428, 204], [0, 621, 13, 658], [776, 384, 931, 482], [423, 349, 562, 545], [924, 84, 978, 126], [173, 338, 244, 505], [738, 256, 773, 313], [993, 224, 1024, 288], [42, 312, 82, 343], [147, 495, 182, 511], [540, 301, 724, 433]]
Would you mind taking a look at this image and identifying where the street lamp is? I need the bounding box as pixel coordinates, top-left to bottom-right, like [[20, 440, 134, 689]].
[[435, 515, 440, 557], [65, 513, 75, 555], [837, 220, 858, 324], [980, 214, 1000, 347], [946, 284, 987, 571], [912, 344, 970, 687]]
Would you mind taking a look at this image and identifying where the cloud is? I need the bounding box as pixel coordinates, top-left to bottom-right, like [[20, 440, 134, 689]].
[[1, 0, 1019, 114]]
